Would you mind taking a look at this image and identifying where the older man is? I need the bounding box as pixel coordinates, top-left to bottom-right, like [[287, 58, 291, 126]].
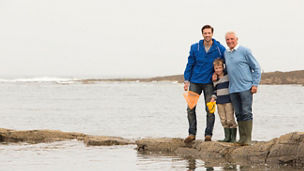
[[224, 32, 261, 146], [183, 25, 226, 143]]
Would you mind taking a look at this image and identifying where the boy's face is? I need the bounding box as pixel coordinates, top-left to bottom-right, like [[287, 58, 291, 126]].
[[214, 64, 224, 75]]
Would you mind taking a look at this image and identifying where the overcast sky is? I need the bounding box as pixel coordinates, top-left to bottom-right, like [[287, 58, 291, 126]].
[[0, 0, 303, 78]]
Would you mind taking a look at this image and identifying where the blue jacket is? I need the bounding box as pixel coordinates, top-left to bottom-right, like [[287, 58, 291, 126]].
[[184, 39, 226, 84]]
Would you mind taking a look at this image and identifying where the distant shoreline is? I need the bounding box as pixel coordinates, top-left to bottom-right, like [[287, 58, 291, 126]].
[[78, 70, 304, 85]]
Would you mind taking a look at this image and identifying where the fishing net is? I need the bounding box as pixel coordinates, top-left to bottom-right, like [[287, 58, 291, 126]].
[[183, 91, 200, 109]]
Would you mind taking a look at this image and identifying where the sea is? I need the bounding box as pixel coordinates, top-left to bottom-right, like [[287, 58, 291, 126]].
[[0, 77, 303, 171]]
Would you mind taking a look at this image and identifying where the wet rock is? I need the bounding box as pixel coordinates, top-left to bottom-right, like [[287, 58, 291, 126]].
[[230, 139, 277, 164], [0, 128, 86, 144], [175, 147, 201, 159], [1, 128, 304, 167], [267, 132, 304, 167], [136, 138, 184, 152], [84, 136, 134, 146], [135, 132, 304, 167], [0, 128, 134, 146]]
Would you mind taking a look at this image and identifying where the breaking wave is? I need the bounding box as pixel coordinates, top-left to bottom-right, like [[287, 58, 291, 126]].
[[0, 77, 79, 84]]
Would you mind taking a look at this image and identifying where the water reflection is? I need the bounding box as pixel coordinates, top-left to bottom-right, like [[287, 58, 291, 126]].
[[186, 158, 196, 171], [222, 163, 237, 170], [185, 158, 213, 171]]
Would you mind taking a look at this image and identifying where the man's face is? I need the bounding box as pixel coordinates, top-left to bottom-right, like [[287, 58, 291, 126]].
[[202, 28, 213, 42], [226, 33, 238, 50]]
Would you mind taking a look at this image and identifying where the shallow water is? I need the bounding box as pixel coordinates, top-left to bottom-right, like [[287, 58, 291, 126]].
[[0, 81, 303, 170]]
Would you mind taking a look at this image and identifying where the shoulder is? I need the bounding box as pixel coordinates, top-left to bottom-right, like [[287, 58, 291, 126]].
[[190, 41, 200, 50], [236, 45, 253, 58], [238, 45, 252, 53], [213, 39, 225, 48], [220, 75, 229, 82]]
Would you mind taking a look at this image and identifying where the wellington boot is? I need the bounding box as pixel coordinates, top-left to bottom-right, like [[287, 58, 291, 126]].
[[218, 128, 231, 142], [236, 121, 246, 145], [242, 120, 253, 145], [230, 128, 237, 143], [236, 120, 252, 146]]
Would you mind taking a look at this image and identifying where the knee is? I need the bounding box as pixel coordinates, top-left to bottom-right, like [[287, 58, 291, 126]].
[[187, 107, 195, 113], [221, 120, 228, 127], [227, 120, 237, 127], [207, 113, 215, 118]]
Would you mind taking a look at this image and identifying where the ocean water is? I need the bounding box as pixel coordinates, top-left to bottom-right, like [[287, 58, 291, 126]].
[[0, 79, 303, 171]]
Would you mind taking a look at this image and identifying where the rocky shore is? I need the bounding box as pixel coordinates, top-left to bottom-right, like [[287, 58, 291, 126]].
[[76, 70, 304, 85], [1, 128, 303, 168]]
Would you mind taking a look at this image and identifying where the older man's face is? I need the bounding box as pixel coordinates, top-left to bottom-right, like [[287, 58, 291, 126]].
[[226, 33, 238, 50]]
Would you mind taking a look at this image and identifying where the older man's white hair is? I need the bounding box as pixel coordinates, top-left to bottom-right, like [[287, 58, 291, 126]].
[[225, 31, 238, 38]]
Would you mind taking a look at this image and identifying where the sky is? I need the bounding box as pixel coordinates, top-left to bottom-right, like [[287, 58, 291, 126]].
[[0, 0, 303, 78]]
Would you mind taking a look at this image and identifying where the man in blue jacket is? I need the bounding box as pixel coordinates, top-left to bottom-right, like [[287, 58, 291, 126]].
[[184, 25, 226, 143], [224, 31, 261, 146]]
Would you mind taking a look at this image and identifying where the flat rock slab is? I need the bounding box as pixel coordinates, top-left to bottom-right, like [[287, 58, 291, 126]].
[[0, 128, 86, 143], [136, 138, 184, 152], [84, 136, 134, 146], [136, 132, 304, 167], [0, 128, 134, 146]]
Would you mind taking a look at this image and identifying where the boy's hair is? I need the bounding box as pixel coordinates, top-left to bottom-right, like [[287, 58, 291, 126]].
[[213, 58, 224, 67]]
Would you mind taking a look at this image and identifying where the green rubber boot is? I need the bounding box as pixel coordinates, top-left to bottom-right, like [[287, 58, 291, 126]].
[[230, 128, 237, 143], [243, 120, 253, 145], [237, 120, 252, 146], [218, 128, 231, 142], [237, 121, 246, 145]]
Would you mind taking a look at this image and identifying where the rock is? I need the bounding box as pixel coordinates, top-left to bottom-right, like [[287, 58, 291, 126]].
[[0, 128, 134, 146], [230, 139, 277, 164], [175, 147, 201, 159], [267, 132, 304, 167], [0, 128, 86, 144], [84, 136, 134, 146], [1, 128, 304, 167], [136, 138, 184, 152], [135, 132, 304, 167]]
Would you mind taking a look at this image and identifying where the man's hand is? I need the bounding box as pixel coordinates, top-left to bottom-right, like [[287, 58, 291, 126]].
[[251, 86, 258, 94], [184, 81, 190, 91], [212, 73, 218, 82]]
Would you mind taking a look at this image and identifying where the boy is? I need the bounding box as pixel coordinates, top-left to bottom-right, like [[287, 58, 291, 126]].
[[211, 58, 237, 142]]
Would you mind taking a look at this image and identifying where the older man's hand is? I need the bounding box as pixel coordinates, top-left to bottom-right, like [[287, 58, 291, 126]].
[[251, 86, 258, 94]]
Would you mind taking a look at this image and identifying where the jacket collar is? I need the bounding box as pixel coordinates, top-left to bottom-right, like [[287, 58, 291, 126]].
[[199, 39, 218, 51]]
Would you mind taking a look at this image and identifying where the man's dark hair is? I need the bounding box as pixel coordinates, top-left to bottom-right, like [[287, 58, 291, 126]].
[[201, 25, 214, 33]]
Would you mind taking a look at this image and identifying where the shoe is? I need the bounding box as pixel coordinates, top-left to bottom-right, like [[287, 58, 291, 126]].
[[205, 135, 212, 141], [218, 128, 231, 142], [184, 134, 196, 143]]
